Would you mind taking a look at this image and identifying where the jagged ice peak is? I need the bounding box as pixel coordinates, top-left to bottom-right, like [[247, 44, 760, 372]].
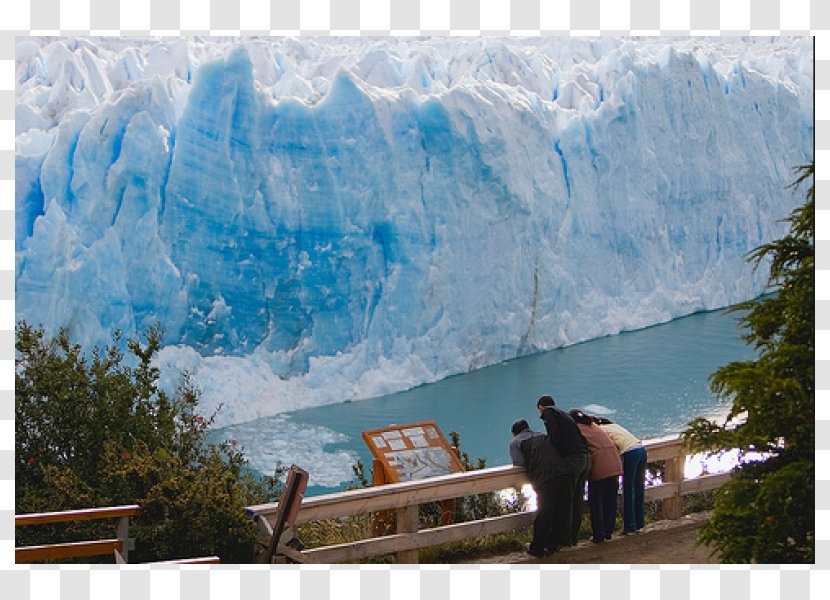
[[15, 36, 813, 427]]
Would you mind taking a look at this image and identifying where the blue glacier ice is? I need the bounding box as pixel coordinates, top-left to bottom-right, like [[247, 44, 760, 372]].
[[15, 37, 813, 428]]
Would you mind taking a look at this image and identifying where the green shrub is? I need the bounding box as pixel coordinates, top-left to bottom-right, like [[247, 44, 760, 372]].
[[696, 457, 813, 563], [15, 322, 279, 563]]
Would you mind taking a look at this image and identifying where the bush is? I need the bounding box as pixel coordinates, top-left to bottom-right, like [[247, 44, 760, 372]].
[[695, 457, 813, 563], [15, 322, 279, 563]]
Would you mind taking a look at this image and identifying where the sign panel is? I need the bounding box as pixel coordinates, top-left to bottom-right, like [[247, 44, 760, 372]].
[[362, 421, 465, 483]]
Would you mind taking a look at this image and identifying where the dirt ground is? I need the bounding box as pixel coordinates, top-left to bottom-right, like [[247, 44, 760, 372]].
[[476, 511, 721, 564]]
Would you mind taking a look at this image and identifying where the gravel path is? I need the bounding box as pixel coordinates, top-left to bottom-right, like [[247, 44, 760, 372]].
[[473, 511, 721, 564]]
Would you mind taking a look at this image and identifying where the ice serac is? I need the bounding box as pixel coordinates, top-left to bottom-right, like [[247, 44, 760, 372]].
[[15, 37, 814, 426]]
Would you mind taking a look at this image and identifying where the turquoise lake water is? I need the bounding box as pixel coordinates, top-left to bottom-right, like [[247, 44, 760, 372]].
[[211, 307, 756, 495]]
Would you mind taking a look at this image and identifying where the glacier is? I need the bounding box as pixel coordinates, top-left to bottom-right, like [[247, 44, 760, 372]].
[[15, 37, 814, 429]]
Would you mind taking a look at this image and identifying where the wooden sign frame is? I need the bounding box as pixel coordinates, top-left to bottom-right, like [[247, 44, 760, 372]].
[[361, 421, 465, 484], [264, 464, 309, 563]]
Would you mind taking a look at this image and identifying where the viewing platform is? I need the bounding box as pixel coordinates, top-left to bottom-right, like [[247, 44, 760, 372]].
[[246, 434, 730, 564]]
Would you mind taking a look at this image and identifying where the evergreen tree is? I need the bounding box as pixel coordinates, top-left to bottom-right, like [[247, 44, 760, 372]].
[[684, 164, 814, 563]]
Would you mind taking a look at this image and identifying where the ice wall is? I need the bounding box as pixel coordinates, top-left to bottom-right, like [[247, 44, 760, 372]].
[[15, 37, 814, 426]]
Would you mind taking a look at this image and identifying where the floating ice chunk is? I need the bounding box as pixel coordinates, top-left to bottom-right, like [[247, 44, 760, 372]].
[[583, 404, 616, 416]]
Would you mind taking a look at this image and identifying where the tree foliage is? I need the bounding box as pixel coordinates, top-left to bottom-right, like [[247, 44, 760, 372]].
[[683, 163, 814, 563], [15, 323, 280, 563]]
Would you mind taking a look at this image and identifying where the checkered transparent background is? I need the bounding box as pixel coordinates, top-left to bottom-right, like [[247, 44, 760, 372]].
[[0, 1, 826, 599]]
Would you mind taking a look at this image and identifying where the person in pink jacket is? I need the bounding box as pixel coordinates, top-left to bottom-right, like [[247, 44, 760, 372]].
[[569, 409, 623, 543]]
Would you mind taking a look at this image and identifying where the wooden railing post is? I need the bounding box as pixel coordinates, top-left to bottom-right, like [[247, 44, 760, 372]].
[[395, 505, 419, 564], [372, 458, 395, 537], [116, 515, 132, 563], [440, 446, 463, 526], [661, 454, 684, 520]]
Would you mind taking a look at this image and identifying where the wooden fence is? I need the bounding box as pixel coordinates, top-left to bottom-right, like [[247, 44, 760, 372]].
[[15, 504, 221, 564], [245, 434, 732, 564], [15, 505, 140, 563]]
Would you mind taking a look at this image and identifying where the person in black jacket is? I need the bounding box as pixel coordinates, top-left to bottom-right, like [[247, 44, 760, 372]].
[[509, 418, 570, 556], [536, 395, 591, 546]]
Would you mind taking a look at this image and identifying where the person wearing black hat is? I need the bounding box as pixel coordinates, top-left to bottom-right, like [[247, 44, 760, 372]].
[[536, 395, 591, 546], [509, 418, 570, 556]]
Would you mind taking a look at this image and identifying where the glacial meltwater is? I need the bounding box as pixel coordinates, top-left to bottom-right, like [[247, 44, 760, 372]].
[[209, 307, 756, 495]]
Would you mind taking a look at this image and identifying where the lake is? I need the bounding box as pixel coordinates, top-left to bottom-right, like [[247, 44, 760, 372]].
[[209, 306, 755, 495]]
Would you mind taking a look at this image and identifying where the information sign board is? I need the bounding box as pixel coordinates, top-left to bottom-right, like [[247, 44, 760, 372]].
[[361, 421, 465, 483]]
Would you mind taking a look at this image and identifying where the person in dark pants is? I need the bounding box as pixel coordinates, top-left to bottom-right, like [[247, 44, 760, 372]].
[[569, 409, 623, 543], [536, 395, 591, 546], [509, 418, 570, 556], [593, 416, 648, 534]]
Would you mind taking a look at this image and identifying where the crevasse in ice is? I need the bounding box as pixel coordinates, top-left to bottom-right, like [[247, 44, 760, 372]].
[[15, 37, 814, 427]]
